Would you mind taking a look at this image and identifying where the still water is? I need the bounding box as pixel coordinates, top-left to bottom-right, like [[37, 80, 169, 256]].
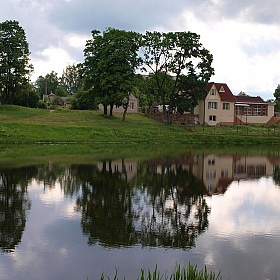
[[1, 149, 280, 280]]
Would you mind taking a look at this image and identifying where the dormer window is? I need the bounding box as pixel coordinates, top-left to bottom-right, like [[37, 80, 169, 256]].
[[210, 89, 216, 96], [219, 86, 225, 92]]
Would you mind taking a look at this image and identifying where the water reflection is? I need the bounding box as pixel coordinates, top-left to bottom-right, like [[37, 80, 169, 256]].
[[1, 151, 280, 254], [0, 167, 33, 252]]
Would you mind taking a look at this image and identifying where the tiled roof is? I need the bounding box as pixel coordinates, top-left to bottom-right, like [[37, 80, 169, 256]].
[[235, 95, 266, 104], [206, 82, 236, 101]]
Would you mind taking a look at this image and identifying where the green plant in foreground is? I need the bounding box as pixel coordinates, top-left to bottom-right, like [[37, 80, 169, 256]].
[[99, 264, 222, 280]]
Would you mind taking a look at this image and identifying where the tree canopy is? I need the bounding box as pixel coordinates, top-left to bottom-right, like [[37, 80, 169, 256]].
[[82, 28, 142, 117], [140, 31, 214, 119], [0, 20, 33, 105]]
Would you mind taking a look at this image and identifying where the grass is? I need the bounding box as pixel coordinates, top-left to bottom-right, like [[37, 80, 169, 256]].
[[1, 105, 280, 144], [99, 264, 222, 280]]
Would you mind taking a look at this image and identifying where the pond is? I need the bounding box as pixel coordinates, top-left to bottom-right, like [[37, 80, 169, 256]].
[[1, 146, 280, 280]]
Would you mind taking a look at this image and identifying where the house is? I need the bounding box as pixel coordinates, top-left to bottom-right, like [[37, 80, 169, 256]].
[[43, 92, 71, 107], [98, 93, 139, 113], [194, 82, 275, 126]]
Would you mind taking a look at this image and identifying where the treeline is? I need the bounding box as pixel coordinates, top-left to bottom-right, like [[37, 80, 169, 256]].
[[0, 20, 215, 120]]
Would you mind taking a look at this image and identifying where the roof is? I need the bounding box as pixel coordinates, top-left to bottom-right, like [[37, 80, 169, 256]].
[[206, 82, 236, 102], [206, 83, 273, 105], [234, 95, 267, 104]]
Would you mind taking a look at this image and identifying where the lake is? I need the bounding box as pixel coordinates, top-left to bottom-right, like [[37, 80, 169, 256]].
[[1, 146, 280, 280]]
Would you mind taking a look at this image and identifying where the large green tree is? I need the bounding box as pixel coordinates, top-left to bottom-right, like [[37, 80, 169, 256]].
[[0, 20, 33, 104], [83, 28, 141, 118], [141, 31, 214, 121]]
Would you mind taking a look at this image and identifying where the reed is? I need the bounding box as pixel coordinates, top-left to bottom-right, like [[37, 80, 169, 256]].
[[99, 264, 222, 280]]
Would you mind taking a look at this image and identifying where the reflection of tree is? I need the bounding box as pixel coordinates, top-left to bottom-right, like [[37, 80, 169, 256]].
[[76, 156, 210, 250], [135, 160, 209, 249], [36, 163, 82, 197], [0, 166, 34, 252], [75, 162, 135, 246], [273, 165, 280, 186]]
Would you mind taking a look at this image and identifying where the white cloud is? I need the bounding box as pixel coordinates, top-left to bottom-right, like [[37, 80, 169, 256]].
[[31, 47, 76, 80]]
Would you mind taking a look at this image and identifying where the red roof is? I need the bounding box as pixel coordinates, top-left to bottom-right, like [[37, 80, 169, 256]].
[[235, 95, 266, 104], [206, 83, 271, 105], [206, 82, 236, 101]]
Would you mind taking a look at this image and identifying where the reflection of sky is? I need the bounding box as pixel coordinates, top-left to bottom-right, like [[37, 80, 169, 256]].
[[198, 176, 280, 280], [1, 176, 280, 280]]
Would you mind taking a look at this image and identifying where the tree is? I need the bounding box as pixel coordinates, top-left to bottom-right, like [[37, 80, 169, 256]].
[[34, 71, 59, 98], [60, 63, 83, 95], [0, 20, 33, 104], [140, 31, 214, 122], [83, 28, 141, 118], [238, 91, 248, 96], [273, 85, 280, 112]]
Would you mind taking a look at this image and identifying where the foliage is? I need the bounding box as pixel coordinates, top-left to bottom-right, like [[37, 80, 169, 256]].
[[273, 85, 280, 112], [71, 87, 98, 110], [140, 31, 214, 120], [60, 63, 83, 95], [100, 264, 221, 280], [13, 83, 39, 108], [83, 28, 141, 117], [0, 20, 33, 104], [34, 71, 59, 98]]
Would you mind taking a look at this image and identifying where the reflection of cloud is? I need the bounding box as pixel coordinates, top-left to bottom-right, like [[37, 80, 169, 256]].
[[39, 182, 64, 205], [207, 177, 280, 237]]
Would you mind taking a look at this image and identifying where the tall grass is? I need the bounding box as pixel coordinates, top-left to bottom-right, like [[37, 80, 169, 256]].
[[99, 264, 222, 280]]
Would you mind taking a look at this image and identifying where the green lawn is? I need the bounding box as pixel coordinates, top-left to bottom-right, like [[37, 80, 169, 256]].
[[0, 105, 280, 144]]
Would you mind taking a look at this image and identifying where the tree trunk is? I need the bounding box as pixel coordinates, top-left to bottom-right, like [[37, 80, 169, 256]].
[[109, 103, 114, 116], [103, 104, 108, 115], [122, 100, 129, 122]]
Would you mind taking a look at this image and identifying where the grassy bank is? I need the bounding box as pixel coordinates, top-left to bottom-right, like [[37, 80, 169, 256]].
[[1, 105, 280, 144]]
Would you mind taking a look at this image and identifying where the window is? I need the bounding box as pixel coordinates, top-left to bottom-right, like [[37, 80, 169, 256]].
[[223, 103, 230, 110], [206, 170, 216, 179], [208, 159, 215, 165], [130, 102, 134, 110], [208, 102, 217, 109], [221, 169, 228, 178], [209, 115, 216, 121], [253, 105, 262, 115], [244, 107, 252, 115], [210, 89, 216, 96], [219, 86, 225, 92]]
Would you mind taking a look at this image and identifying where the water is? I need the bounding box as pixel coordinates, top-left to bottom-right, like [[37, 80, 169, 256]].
[[1, 149, 280, 280]]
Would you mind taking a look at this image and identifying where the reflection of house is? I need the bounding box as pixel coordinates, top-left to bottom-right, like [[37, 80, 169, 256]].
[[194, 154, 274, 195], [97, 160, 138, 182], [98, 94, 139, 113], [194, 82, 275, 126]]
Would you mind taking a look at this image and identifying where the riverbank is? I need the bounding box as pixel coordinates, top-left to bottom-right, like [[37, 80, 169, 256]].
[[1, 105, 280, 144]]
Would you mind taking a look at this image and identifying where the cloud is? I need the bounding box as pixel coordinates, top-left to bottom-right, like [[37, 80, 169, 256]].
[[48, 0, 192, 33], [1, 0, 280, 98]]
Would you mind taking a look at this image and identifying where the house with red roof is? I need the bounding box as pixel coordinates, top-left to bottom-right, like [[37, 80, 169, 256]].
[[194, 82, 275, 125]]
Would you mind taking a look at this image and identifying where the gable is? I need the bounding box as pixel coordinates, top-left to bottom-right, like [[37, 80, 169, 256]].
[[206, 82, 236, 102]]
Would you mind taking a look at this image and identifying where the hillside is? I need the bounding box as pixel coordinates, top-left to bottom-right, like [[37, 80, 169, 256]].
[[0, 105, 280, 145]]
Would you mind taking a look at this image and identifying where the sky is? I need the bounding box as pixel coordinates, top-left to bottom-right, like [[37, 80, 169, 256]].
[[1, 0, 280, 100]]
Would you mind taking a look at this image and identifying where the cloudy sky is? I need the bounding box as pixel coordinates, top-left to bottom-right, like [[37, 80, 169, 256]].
[[1, 0, 280, 99]]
